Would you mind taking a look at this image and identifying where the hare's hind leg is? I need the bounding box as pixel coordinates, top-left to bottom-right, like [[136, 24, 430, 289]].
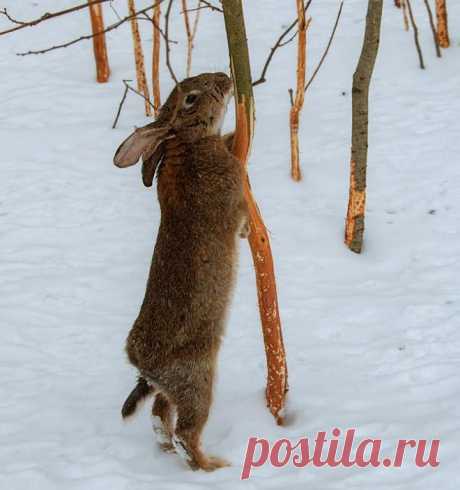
[[152, 393, 176, 453], [171, 382, 229, 472]]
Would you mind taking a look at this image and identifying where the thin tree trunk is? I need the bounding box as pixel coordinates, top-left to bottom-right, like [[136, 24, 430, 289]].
[[222, 0, 288, 425], [127, 0, 152, 116], [406, 0, 426, 69], [87, 0, 110, 82], [423, 0, 442, 57], [289, 1, 311, 182], [344, 0, 383, 254], [152, 1, 161, 116], [181, 0, 201, 77], [435, 0, 450, 48], [401, 0, 409, 32]]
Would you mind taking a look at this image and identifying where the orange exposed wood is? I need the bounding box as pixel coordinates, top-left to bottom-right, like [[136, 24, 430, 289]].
[[87, 1, 110, 83], [181, 0, 201, 77], [436, 0, 450, 48], [233, 100, 288, 425], [127, 0, 152, 116], [344, 159, 366, 251], [152, 2, 161, 116], [289, 3, 311, 182]]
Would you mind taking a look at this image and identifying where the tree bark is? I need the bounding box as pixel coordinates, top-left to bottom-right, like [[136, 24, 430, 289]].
[[127, 0, 152, 116], [344, 0, 383, 254], [222, 0, 288, 424], [87, 1, 110, 82], [289, 1, 311, 182], [435, 0, 450, 48], [152, 1, 161, 116]]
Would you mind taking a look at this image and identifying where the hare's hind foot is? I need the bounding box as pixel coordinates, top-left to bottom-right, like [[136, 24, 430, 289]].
[[172, 435, 230, 472], [152, 393, 176, 453]]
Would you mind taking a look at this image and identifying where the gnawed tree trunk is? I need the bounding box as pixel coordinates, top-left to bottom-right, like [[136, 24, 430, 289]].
[[127, 0, 152, 116], [345, 0, 383, 254], [181, 0, 201, 77], [435, 0, 450, 48], [222, 0, 288, 424], [401, 0, 409, 32], [289, 0, 311, 182], [152, 1, 162, 116], [423, 0, 442, 58], [87, 0, 110, 82]]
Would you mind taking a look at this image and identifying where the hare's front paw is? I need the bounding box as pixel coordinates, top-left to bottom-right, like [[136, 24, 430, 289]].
[[239, 218, 250, 239]]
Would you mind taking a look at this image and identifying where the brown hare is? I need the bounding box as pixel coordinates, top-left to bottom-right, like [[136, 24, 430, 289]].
[[114, 72, 248, 472]]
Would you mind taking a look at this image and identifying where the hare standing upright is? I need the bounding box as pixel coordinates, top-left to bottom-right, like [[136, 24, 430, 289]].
[[114, 73, 248, 472]]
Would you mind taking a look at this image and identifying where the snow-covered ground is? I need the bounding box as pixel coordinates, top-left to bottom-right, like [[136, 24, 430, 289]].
[[1, 0, 459, 488]]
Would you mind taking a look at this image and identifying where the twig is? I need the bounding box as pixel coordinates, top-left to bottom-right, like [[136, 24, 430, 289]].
[[304, 1, 343, 93], [201, 0, 222, 12], [406, 0, 425, 69], [164, 0, 179, 84], [16, 1, 165, 56], [423, 0, 441, 57], [279, 31, 298, 48], [0, 0, 112, 36], [252, 0, 313, 87], [123, 79, 155, 109], [138, 12, 176, 43], [112, 80, 131, 128]]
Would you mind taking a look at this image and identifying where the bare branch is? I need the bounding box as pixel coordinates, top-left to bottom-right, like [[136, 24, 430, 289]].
[[16, 1, 165, 56], [138, 12, 177, 43], [304, 1, 343, 93], [194, 0, 222, 13], [112, 80, 131, 129], [0, 0, 112, 36], [123, 79, 155, 109], [252, 0, 313, 87]]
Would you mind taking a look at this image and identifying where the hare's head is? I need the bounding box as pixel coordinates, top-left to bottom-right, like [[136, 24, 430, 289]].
[[113, 72, 233, 186]]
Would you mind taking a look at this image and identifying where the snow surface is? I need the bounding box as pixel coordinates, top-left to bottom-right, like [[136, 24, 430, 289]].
[[1, 0, 459, 488]]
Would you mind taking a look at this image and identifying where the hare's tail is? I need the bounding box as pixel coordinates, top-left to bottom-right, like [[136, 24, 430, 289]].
[[121, 377, 154, 418]]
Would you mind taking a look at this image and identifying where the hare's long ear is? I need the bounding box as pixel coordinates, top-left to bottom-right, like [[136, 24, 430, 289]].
[[142, 142, 164, 188], [113, 122, 171, 168]]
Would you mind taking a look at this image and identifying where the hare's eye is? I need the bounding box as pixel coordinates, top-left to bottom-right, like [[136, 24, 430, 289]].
[[184, 92, 200, 108]]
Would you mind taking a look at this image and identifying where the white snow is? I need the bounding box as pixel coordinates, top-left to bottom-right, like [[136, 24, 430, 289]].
[[1, 0, 459, 488]]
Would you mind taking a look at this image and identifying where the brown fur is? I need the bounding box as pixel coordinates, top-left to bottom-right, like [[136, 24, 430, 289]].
[[114, 73, 248, 472]]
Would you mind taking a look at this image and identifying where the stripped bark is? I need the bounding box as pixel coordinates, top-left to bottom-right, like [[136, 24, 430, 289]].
[[289, 1, 311, 182], [181, 0, 201, 77], [87, 0, 110, 82], [222, 0, 288, 424], [406, 0, 425, 69], [127, 0, 152, 116], [423, 0, 442, 57], [152, 1, 162, 115], [345, 0, 383, 254], [435, 0, 450, 48]]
